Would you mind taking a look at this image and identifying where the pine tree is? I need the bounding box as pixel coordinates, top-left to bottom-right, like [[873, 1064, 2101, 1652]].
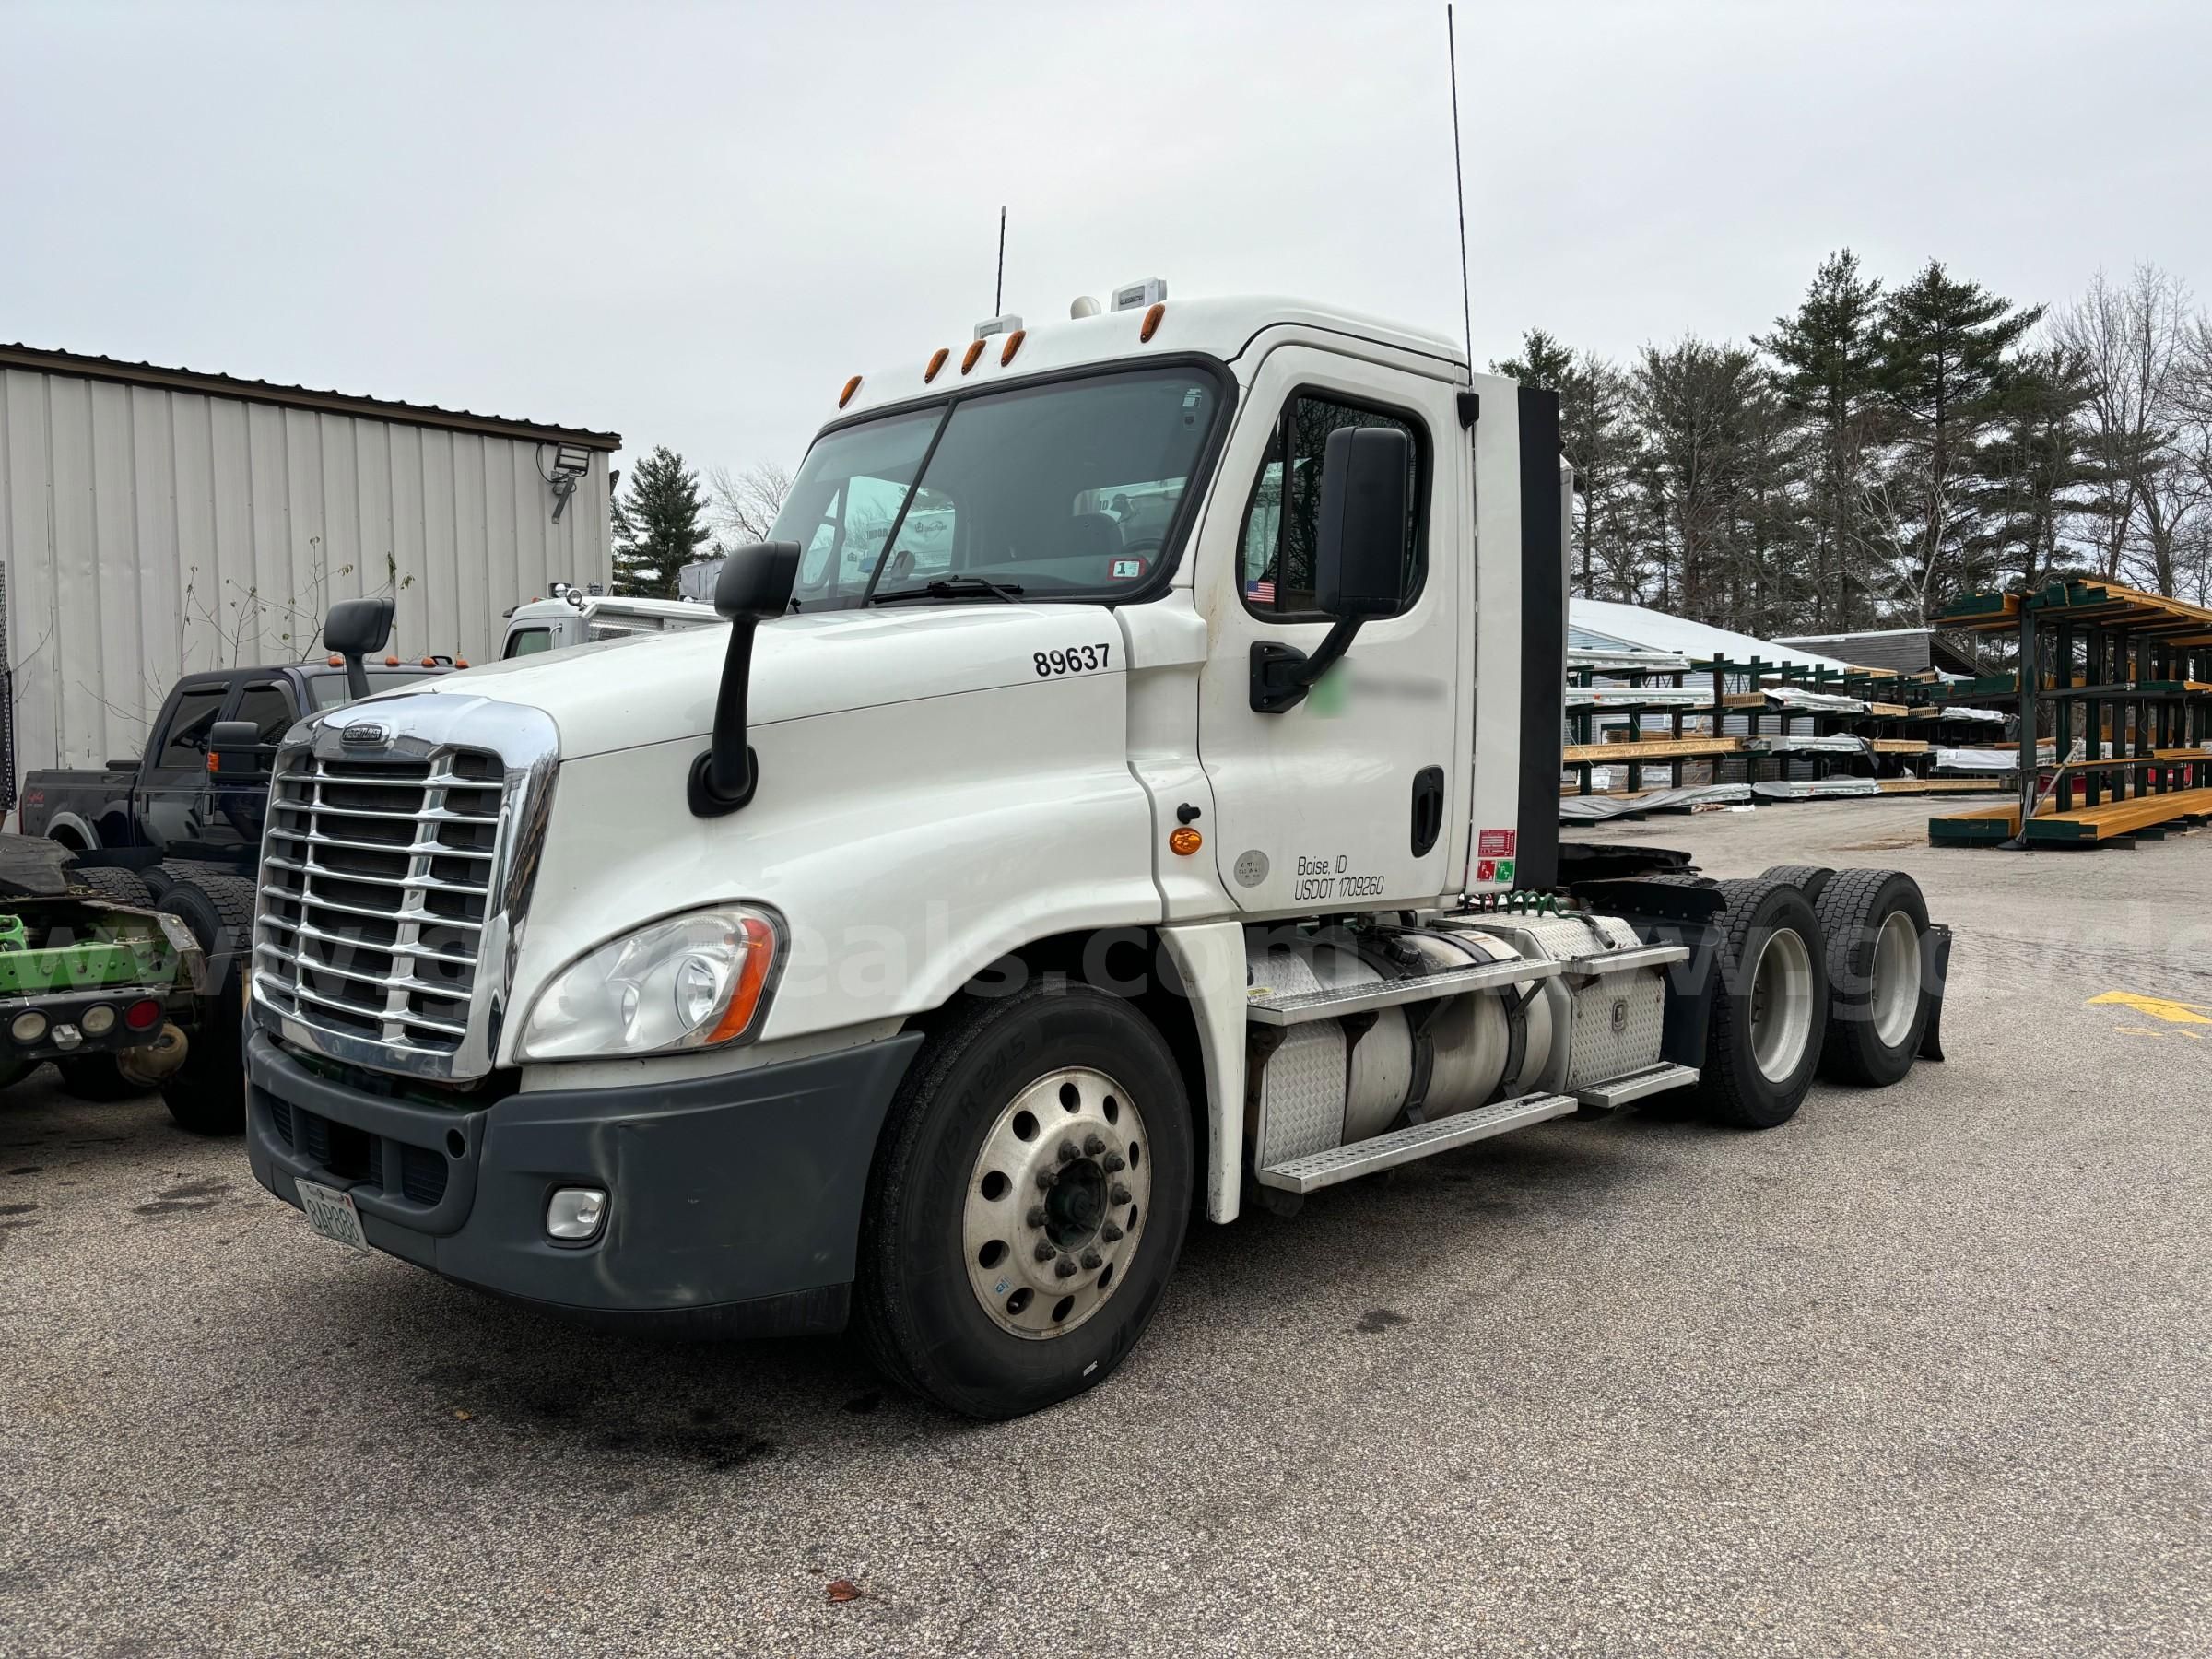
[[1759, 250, 1884, 630], [1494, 330, 1637, 600], [1869, 261, 2044, 620], [611, 444, 712, 598], [1964, 345, 2109, 595]]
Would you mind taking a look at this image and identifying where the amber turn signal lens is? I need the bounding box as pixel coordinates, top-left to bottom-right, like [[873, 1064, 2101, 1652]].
[[839, 375, 862, 408], [1140, 301, 1165, 343], [924, 347, 949, 383], [1169, 826, 1203, 856], [705, 914, 781, 1044]]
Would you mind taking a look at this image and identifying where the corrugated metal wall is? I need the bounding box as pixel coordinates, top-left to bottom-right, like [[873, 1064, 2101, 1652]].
[[0, 366, 613, 789]]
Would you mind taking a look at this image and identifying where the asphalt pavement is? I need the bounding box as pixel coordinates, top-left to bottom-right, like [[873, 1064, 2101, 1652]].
[[3, 798, 2207, 1656]]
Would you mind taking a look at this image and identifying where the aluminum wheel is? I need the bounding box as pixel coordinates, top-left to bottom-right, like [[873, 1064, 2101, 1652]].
[[1868, 909, 1923, 1049], [1747, 926, 1816, 1084], [962, 1067, 1151, 1340]]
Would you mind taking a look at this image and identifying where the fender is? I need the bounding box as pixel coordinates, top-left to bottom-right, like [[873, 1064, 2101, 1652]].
[[1159, 920, 1248, 1224]]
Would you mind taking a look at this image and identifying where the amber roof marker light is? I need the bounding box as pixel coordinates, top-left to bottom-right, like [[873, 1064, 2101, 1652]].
[[960, 339, 987, 374], [924, 347, 950, 383], [999, 329, 1027, 367], [1140, 302, 1165, 344], [838, 375, 863, 409]]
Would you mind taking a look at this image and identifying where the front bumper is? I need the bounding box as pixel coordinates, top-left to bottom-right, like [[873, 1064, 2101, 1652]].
[[245, 1029, 922, 1336]]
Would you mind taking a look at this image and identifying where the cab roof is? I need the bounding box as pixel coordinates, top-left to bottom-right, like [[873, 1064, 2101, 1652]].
[[833, 294, 1469, 425]]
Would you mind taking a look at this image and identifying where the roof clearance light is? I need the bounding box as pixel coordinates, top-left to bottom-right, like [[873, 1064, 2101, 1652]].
[[839, 375, 862, 409], [326, 653, 343, 666], [384, 654, 401, 666], [999, 329, 1026, 367], [1140, 302, 1165, 343], [960, 339, 986, 374], [455, 657, 469, 668], [924, 347, 949, 383]]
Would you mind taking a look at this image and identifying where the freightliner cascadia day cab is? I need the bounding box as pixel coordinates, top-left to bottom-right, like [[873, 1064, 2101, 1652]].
[[243, 287, 1951, 1418]]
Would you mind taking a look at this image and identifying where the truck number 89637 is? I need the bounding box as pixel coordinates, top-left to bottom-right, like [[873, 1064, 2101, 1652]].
[[1035, 644, 1111, 677]]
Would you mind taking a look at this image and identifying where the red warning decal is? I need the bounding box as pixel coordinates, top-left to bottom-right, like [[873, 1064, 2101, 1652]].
[[1478, 829, 1517, 859]]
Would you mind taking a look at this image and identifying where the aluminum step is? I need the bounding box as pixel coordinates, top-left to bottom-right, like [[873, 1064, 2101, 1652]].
[[1559, 941, 1690, 980], [1245, 958, 1562, 1027], [1253, 1091, 1579, 1193], [1575, 1061, 1700, 1109]]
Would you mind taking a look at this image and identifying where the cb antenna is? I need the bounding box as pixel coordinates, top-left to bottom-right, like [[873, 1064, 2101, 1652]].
[[994, 206, 1006, 316], [1446, 4, 1473, 377]]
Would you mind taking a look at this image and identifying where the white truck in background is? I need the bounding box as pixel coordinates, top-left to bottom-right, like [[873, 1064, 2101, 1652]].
[[500, 589, 721, 658], [243, 286, 1951, 1419]]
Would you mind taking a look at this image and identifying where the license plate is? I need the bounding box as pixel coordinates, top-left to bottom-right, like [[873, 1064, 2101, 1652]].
[[295, 1177, 370, 1253]]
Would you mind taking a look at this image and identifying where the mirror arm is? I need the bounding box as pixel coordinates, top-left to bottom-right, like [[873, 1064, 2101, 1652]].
[[687, 618, 761, 817], [1249, 617, 1364, 714]]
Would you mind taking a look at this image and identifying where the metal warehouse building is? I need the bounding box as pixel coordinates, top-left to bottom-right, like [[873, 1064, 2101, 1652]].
[[0, 343, 619, 799]]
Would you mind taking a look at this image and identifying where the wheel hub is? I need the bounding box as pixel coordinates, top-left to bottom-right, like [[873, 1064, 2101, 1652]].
[[963, 1068, 1149, 1339]]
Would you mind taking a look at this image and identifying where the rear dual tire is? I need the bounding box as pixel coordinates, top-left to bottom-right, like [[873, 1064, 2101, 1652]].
[[1813, 869, 1931, 1088], [1694, 877, 1829, 1129]]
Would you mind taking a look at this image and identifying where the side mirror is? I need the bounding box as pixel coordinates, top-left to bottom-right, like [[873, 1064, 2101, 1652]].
[[323, 596, 396, 702], [1314, 426, 1412, 618], [207, 719, 268, 779], [689, 542, 802, 817], [1251, 425, 1412, 712]]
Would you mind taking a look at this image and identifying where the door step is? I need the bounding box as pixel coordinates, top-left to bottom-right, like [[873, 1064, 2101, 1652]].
[[1245, 958, 1562, 1027], [1575, 1061, 1700, 1109], [1253, 1091, 1578, 1193]]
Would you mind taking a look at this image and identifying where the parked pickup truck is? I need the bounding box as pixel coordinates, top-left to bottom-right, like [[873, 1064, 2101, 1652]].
[[18, 657, 446, 868]]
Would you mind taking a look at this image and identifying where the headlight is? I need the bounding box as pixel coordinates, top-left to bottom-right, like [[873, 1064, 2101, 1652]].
[[517, 906, 782, 1062]]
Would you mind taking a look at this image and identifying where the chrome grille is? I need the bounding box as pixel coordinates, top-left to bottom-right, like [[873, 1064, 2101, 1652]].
[[253, 747, 507, 1067]]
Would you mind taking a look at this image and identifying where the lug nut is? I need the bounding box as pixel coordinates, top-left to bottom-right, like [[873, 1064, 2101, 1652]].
[[1100, 1221, 1124, 1242], [1033, 1240, 1055, 1262], [1110, 1182, 1132, 1206], [1080, 1248, 1102, 1270], [1083, 1133, 1106, 1156], [1057, 1140, 1080, 1165], [1054, 1254, 1078, 1279], [1035, 1169, 1056, 1190], [1026, 1205, 1048, 1228], [1101, 1152, 1126, 1173]]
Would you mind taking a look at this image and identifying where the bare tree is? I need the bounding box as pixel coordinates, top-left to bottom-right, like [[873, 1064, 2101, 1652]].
[[707, 462, 795, 547], [2052, 265, 2202, 594]]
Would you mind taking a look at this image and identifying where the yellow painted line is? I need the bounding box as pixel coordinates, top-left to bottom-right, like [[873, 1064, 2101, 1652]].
[[2088, 990, 2212, 1025]]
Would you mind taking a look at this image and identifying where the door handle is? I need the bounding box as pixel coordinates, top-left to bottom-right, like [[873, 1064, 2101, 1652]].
[[1409, 765, 1445, 857]]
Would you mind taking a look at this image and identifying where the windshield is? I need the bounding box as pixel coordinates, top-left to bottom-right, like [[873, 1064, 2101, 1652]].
[[769, 365, 1225, 609]]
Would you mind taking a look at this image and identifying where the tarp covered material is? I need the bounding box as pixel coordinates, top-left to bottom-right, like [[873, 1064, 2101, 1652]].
[[1563, 685, 1711, 710], [1934, 747, 2019, 773], [1571, 599, 1855, 674], [1559, 783, 1752, 821], [1753, 778, 1881, 799], [1762, 686, 1868, 714], [1743, 733, 1871, 756]]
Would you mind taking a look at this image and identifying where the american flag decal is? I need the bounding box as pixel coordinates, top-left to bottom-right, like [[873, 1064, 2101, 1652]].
[[1245, 577, 1276, 604]]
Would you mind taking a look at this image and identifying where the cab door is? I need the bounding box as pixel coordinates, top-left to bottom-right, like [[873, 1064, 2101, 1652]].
[[1194, 345, 1465, 914]]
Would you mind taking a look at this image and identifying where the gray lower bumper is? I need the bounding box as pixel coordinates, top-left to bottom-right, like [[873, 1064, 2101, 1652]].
[[244, 1028, 922, 1336]]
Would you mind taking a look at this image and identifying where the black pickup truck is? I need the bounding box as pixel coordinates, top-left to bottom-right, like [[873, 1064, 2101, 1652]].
[[18, 658, 443, 868]]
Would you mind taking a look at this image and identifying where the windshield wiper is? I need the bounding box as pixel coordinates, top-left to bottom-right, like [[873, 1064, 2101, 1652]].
[[872, 575, 1027, 605]]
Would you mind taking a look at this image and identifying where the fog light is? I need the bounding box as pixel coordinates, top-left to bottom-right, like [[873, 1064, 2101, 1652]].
[[546, 1186, 608, 1241], [82, 1005, 117, 1037], [10, 1012, 46, 1044], [124, 998, 162, 1031]]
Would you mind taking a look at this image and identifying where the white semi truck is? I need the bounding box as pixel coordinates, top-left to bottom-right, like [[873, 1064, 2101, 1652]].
[[243, 289, 1950, 1418]]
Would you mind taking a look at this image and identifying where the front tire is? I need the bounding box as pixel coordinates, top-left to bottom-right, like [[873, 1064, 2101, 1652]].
[[857, 981, 1193, 1419], [156, 872, 256, 1135], [1694, 877, 1830, 1129]]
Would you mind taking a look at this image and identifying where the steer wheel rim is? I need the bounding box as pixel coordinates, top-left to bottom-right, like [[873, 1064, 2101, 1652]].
[[1747, 926, 1816, 1084], [962, 1067, 1151, 1340], [1869, 910, 1923, 1048]]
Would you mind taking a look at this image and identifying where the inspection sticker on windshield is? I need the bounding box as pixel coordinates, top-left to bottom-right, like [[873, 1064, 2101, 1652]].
[[1034, 643, 1112, 677], [1107, 558, 1147, 582]]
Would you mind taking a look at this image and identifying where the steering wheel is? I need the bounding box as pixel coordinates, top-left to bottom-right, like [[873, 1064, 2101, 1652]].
[[1120, 534, 1166, 556]]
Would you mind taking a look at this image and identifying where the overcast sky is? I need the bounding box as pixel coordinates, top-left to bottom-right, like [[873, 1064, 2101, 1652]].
[[6, 0, 2207, 488]]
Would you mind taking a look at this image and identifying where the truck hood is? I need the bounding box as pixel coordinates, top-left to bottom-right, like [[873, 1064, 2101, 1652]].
[[366, 604, 1121, 759]]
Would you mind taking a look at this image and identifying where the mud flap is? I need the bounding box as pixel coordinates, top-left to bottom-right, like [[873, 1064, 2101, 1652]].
[[1917, 923, 1953, 1063]]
